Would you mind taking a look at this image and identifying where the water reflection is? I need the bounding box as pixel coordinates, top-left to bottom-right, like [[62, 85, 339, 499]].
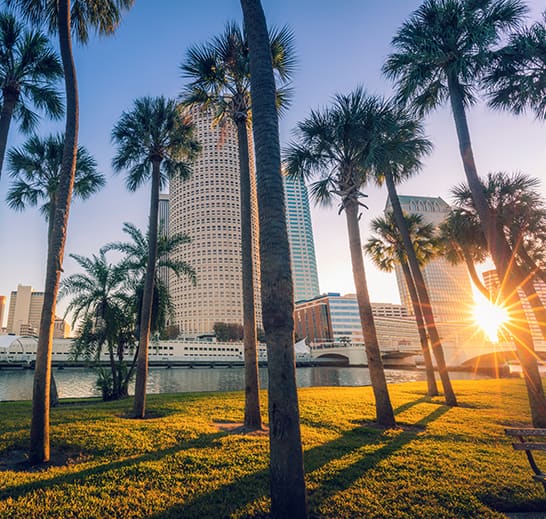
[[0, 366, 490, 402]]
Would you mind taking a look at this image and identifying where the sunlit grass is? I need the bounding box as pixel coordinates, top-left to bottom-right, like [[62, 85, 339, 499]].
[[0, 380, 545, 518]]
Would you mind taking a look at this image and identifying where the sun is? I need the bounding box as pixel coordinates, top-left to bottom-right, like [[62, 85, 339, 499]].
[[472, 298, 509, 343]]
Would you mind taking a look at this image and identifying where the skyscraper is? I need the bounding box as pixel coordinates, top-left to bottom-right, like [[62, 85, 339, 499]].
[[158, 193, 170, 290], [387, 195, 475, 325], [283, 174, 320, 302], [6, 285, 45, 335], [169, 109, 261, 336]]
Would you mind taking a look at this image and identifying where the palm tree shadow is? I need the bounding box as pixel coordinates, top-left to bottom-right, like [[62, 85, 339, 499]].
[[152, 404, 449, 518]]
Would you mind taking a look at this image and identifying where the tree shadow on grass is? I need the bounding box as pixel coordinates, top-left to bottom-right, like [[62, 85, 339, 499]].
[[0, 431, 226, 500], [149, 401, 450, 518]]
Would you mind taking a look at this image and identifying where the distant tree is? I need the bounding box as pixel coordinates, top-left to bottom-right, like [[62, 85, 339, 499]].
[[60, 252, 136, 401], [111, 96, 200, 419], [181, 20, 295, 431], [486, 12, 546, 120], [241, 0, 308, 516], [8, 0, 134, 464], [213, 322, 244, 342], [366, 212, 439, 397], [285, 88, 397, 426], [6, 133, 104, 244], [385, 0, 546, 426], [0, 12, 63, 178]]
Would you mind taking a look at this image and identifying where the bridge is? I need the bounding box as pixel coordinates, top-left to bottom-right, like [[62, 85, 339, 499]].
[[309, 342, 420, 368]]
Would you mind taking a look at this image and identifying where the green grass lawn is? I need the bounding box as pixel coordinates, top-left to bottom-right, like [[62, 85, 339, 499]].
[[1, 379, 545, 518]]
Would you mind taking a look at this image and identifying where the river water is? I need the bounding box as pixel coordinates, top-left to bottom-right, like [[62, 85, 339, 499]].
[[0, 366, 490, 402]]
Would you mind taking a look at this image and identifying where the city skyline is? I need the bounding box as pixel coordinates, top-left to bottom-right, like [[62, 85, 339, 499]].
[[0, 1, 545, 327]]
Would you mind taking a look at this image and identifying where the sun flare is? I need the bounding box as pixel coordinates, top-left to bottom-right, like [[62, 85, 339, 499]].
[[473, 299, 509, 343]]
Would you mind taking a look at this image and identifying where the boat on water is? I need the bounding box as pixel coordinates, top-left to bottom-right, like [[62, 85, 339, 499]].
[[0, 335, 312, 367]]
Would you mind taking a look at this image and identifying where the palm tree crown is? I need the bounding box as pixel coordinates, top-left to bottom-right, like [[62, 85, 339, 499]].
[[112, 96, 200, 190], [0, 12, 63, 130], [485, 12, 546, 120], [383, 0, 527, 115], [6, 133, 104, 222]]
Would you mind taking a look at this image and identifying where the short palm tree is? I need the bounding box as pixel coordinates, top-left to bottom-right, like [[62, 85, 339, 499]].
[[241, 0, 308, 515], [485, 12, 546, 120], [6, 133, 104, 244], [439, 209, 489, 298], [180, 21, 295, 431], [8, 0, 134, 464], [451, 172, 546, 341], [112, 96, 200, 419], [102, 222, 196, 336], [385, 0, 546, 427], [59, 252, 135, 400], [370, 103, 456, 406], [0, 12, 63, 178], [366, 212, 439, 397], [285, 88, 396, 427]]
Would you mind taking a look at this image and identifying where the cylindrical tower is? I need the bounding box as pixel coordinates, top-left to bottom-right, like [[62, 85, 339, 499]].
[[169, 109, 261, 336]]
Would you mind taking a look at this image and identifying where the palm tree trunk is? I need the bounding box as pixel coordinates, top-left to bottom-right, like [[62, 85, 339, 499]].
[[241, 1, 307, 516], [132, 158, 160, 418], [448, 75, 546, 426], [30, 0, 79, 465], [47, 200, 60, 408], [385, 174, 457, 406], [235, 115, 262, 431], [461, 250, 490, 299], [400, 260, 438, 396], [0, 90, 17, 178], [345, 201, 396, 426]]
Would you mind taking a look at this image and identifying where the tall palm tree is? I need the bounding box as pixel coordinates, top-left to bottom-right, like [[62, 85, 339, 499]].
[[112, 96, 200, 419], [240, 0, 308, 516], [366, 212, 439, 396], [370, 103, 457, 406], [6, 133, 104, 244], [384, 0, 546, 427], [285, 88, 396, 426], [59, 252, 135, 400], [8, 0, 134, 464], [102, 222, 196, 336], [0, 12, 63, 178], [180, 22, 295, 431], [485, 12, 546, 120]]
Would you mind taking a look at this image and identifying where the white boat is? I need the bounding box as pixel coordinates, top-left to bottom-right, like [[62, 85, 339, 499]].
[[0, 335, 311, 366]]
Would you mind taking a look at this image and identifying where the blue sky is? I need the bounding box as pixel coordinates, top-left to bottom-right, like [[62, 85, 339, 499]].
[[0, 0, 545, 326]]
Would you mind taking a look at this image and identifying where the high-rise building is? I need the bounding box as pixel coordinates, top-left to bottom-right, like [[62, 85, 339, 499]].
[[294, 293, 419, 349], [158, 193, 170, 290], [0, 295, 6, 333], [483, 269, 546, 349], [169, 109, 261, 336], [6, 285, 44, 335], [53, 317, 71, 339], [387, 195, 475, 325], [283, 174, 320, 302]]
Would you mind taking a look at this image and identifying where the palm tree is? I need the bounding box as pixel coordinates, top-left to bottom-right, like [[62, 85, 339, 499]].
[[451, 172, 546, 342], [59, 252, 135, 400], [180, 22, 295, 431], [0, 12, 63, 178], [112, 96, 200, 419], [384, 0, 546, 427], [366, 212, 439, 397], [370, 103, 457, 406], [485, 12, 546, 120], [8, 0, 134, 464], [102, 222, 196, 336], [6, 133, 104, 244], [240, 0, 308, 516], [439, 210, 490, 298], [285, 88, 396, 427]]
